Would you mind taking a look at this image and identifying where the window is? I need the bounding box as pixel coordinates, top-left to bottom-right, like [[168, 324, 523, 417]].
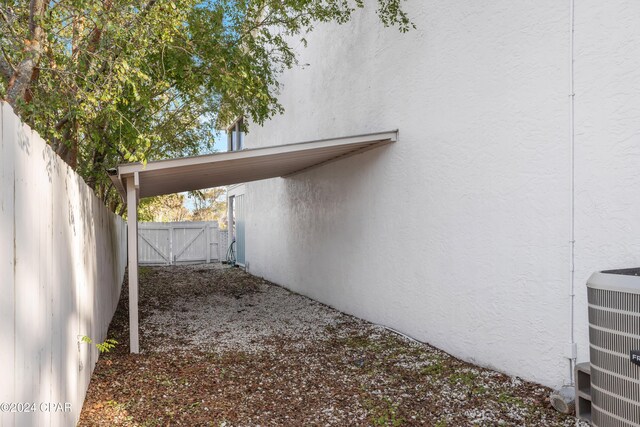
[[227, 117, 244, 151]]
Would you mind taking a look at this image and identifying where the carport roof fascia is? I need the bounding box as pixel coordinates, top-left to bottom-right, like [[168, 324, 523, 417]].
[[110, 130, 397, 201]]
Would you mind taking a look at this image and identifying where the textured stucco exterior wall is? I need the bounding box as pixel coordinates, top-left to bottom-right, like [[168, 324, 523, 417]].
[[572, 1, 640, 374], [241, 1, 640, 388]]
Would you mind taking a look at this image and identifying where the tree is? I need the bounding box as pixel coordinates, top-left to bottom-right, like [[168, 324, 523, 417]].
[[138, 193, 191, 222], [187, 187, 227, 227], [0, 0, 413, 211], [136, 188, 226, 225]]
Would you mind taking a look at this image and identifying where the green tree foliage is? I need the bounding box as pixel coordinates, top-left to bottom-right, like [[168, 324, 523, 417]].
[[136, 188, 226, 226], [138, 192, 191, 222], [188, 187, 227, 227], [0, 0, 412, 211]]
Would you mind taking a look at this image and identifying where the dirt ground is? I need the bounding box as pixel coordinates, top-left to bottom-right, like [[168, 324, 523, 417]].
[[78, 264, 583, 426]]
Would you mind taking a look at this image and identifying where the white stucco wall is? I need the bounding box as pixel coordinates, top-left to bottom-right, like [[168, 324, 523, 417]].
[[241, 1, 640, 389], [571, 1, 640, 383]]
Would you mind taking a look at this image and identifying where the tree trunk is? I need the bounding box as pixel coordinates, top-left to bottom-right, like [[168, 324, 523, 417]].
[[6, 0, 47, 105]]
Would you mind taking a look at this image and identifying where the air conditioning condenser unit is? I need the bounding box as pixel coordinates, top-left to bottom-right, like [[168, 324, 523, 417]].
[[587, 268, 640, 427]]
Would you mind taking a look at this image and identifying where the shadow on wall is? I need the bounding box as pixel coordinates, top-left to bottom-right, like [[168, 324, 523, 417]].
[[282, 144, 393, 299], [285, 143, 392, 239]]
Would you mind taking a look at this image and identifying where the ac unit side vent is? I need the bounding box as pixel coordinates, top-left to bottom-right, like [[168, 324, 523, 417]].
[[590, 348, 640, 381], [589, 327, 640, 356], [587, 272, 640, 427], [591, 390, 640, 426], [588, 287, 640, 313], [591, 368, 640, 403], [590, 348, 640, 382], [589, 306, 640, 335], [593, 408, 638, 427]]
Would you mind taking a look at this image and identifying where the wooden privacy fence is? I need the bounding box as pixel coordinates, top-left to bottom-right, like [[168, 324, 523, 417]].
[[0, 103, 127, 427], [138, 221, 226, 265]]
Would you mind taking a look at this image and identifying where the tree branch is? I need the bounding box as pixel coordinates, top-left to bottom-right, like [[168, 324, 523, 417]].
[[0, 6, 20, 42], [0, 49, 14, 81]]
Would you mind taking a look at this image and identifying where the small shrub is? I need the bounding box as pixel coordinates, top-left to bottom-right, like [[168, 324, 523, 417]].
[[81, 336, 119, 353]]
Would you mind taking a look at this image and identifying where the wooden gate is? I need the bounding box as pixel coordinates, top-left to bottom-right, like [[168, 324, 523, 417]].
[[138, 221, 220, 265]]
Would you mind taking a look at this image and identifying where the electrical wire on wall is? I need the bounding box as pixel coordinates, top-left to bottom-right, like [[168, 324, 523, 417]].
[[567, 0, 577, 386]]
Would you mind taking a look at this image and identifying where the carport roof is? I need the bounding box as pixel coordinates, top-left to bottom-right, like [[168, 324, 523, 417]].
[[109, 130, 397, 200]]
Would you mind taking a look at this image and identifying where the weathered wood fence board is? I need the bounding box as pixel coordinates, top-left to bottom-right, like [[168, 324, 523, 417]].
[[0, 102, 16, 427]]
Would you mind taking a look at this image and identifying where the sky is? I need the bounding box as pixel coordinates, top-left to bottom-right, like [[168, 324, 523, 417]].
[[212, 130, 227, 152]]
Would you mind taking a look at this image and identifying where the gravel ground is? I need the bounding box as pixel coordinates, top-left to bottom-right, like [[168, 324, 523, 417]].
[[79, 264, 585, 426]]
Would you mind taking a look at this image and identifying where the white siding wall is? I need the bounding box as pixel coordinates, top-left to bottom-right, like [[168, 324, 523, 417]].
[[242, 1, 640, 388], [0, 103, 127, 427]]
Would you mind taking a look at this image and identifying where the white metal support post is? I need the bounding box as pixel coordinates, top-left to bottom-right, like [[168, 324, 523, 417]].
[[127, 172, 140, 353]]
